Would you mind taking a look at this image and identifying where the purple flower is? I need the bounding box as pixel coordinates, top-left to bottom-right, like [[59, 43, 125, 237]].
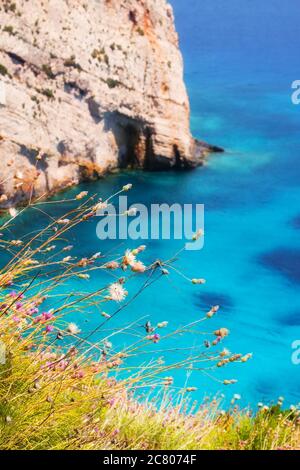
[[45, 325, 54, 333], [28, 307, 39, 315], [153, 333, 160, 343], [42, 311, 54, 321], [15, 302, 23, 310]]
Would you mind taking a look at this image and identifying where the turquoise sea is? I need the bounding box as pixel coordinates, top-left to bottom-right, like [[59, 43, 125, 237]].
[[3, 1, 300, 408]]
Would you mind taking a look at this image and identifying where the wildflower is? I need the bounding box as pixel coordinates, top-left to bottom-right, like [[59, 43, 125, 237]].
[[186, 387, 197, 392], [229, 354, 242, 362], [9, 291, 19, 298], [78, 273, 90, 280], [220, 348, 230, 357], [214, 328, 229, 338], [62, 245, 74, 252], [82, 211, 95, 220], [104, 261, 119, 270], [63, 256, 72, 262], [123, 183, 132, 191], [157, 321, 168, 328], [101, 312, 111, 318], [192, 229, 204, 241], [241, 353, 252, 362], [91, 252, 101, 260], [10, 239, 23, 246], [262, 405, 269, 412], [12, 315, 21, 323], [45, 245, 56, 252], [108, 282, 128, 302], [212, 337, 222, 346], [42, 311, 54, 321], [132, 245, 146, 255], [223, 379, 237, 385], [124, 207, 137, 216], [15, 302, 23, 310], [94, 201, 108, 211], [77, 257, 89, 267], [22, 259, 39, 266], [45, 325, 54, 333], [0, 194, 8, 203], [191, 278, 206, 285], [67, 323, 81, 335], [233, 394, 241, 400], [161, 268, 169, 275], [57, 218, 70, 225], [5, 416, 12, 424], [122, 249, 136, 267], [107, 398, 116, 407], [131, 261, 146, 273], [147, 333, 160, 344], [28, 307, 39, 315], [15, 171, 23, 179], [257, 402, 263, 408], [163, 377, 174, 386], [9, 207, 18, 218], [73, 370, 84, 379], [76, 191, 88, 200], [206, 305, 220, 318]]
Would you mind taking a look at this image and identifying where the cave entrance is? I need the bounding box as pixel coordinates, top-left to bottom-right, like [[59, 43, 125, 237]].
[[104, 112, 144, 169], [118, 123, 140, 169]]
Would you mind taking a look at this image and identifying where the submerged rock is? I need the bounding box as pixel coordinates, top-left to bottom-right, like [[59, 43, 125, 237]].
[[0, 0, 221, 207]]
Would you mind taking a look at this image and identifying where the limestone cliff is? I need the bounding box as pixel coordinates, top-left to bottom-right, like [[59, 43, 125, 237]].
[[0, 0, 211, 207]]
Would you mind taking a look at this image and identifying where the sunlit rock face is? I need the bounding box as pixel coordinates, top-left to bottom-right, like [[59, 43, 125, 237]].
[[0, 0, 204, 207]]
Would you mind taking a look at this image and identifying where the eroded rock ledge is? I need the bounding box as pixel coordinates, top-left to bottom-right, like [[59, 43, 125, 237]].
[[0, 0, 220, 208]]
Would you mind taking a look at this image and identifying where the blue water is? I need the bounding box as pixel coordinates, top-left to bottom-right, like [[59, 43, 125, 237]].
[[3, 1, 300, 408]]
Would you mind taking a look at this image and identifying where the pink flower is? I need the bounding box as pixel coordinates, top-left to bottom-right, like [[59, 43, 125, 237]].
[[45, 325, 54, 333], [42, 311, 54, 321]]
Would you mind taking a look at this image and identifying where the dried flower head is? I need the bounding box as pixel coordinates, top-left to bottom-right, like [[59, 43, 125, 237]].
[[108, 283, 128, 302], [191, 278, 206, 285], [131, 261, 146, 273], [76, 191, 88, 200], [214, 328, 229, 338], [67, 323, 81, 335]]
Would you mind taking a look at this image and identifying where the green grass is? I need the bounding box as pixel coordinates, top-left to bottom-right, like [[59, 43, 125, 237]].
[[0, 186, 299, 450]]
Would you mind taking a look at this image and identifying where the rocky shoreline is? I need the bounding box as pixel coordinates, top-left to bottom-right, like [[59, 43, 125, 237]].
[[0, 0, 222, 209]]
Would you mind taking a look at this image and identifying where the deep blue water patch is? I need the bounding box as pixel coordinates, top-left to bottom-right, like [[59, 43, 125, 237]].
[[257, 248, 300, 284], [276, 311, 300, 327], [196, 291, 234, 312], [290, 215, 300, 230]]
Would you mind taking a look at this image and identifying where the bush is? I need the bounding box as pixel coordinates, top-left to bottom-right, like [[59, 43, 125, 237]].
[[40, 88, 55, 100], [0, 64, 8, 76], [106, 78, 120, 89]]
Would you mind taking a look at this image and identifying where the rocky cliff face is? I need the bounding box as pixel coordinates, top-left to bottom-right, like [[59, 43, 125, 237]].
[[0, 0, 207, 207]]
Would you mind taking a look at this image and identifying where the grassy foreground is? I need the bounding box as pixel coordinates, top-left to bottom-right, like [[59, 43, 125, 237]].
[[0, 186, 299, 450]]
